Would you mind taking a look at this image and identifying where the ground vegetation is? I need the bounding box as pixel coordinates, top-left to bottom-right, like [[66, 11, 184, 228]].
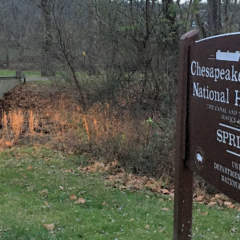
[[0, 0, 239, 185]]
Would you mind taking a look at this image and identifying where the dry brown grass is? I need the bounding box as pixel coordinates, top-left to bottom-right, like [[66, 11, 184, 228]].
[[0, 110, 25, 147], [0, 94, 174, 177]]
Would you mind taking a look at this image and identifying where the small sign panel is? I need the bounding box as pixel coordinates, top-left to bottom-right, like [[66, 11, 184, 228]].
[[187, 33, 240, 202]]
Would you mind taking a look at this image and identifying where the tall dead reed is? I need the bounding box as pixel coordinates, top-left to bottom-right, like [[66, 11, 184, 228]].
[[0, 97, 174, 177]]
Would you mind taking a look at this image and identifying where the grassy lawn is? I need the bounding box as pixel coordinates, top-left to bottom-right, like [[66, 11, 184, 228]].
[[0, 69, 41, 78], [0, 69, 16, 77], [0, 146, 240, 240]]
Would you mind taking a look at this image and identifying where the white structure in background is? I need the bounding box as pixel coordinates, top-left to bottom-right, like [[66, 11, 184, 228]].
[[216, 50, 240, 62]]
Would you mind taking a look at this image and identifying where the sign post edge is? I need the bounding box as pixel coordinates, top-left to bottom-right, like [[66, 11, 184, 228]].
[[173, 30, 199, 240]]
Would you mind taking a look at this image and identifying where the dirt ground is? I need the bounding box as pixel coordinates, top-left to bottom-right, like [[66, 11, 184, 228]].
[[0, 83, 79, 112], [0, 83, 82, 149]]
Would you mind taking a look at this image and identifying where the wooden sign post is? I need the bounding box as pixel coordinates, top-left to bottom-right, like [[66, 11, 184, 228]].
[[174, 30, 199, 240], [174, 30, 240, 239]]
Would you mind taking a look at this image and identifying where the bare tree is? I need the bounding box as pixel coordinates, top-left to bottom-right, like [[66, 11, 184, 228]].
[[39, 0, 55, 76], [208, 0, 222, 34], [51, 0, 86, 108], [0, 0, 40, 68]]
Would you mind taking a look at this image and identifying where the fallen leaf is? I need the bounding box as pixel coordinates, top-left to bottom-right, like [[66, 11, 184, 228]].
[[43, 223, 55, 231], [74, 198, 86, 204], [161, 189, 170, 194], [217, 199, 223, 206], [39, 189, 48, 196], [27, 165, 33, 171], [145, 224, 150, 230], [224, 201, 233, 207], [5, 141, 13, 148], [195, 195, 204, 202], [215, 193, 223, 199], [229, 204, 235, 209], [161, 208, 169, 211], [210, 197, 216, 202], [69, 194, 77, 201], [159, 227, 165, 233], [208, 201, 217, 207]]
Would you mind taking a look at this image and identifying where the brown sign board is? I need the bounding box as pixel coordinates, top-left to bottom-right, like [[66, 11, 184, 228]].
[[188, 33, 240, 202], [174, 31, 240, 240]]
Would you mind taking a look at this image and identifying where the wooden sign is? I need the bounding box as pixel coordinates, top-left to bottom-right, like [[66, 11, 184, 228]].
[[174, 31, 240, 239]]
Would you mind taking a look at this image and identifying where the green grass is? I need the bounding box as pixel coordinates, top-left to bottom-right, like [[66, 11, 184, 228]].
[[23, 70, 41, 77], [0, 69, 17, 77], [0, 69, 41, 78], [0, 146, 240, 239]]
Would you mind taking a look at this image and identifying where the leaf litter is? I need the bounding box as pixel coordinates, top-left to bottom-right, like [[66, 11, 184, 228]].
[[79, 160, 240, 210]]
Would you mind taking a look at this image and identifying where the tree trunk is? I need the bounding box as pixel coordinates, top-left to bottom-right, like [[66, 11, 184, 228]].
[[40, 0, 55, 77], [208, 0, 222, 35], [162, 0, 178, 46], [86, 0, 97, 75], [5, 43, 9, 69]]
